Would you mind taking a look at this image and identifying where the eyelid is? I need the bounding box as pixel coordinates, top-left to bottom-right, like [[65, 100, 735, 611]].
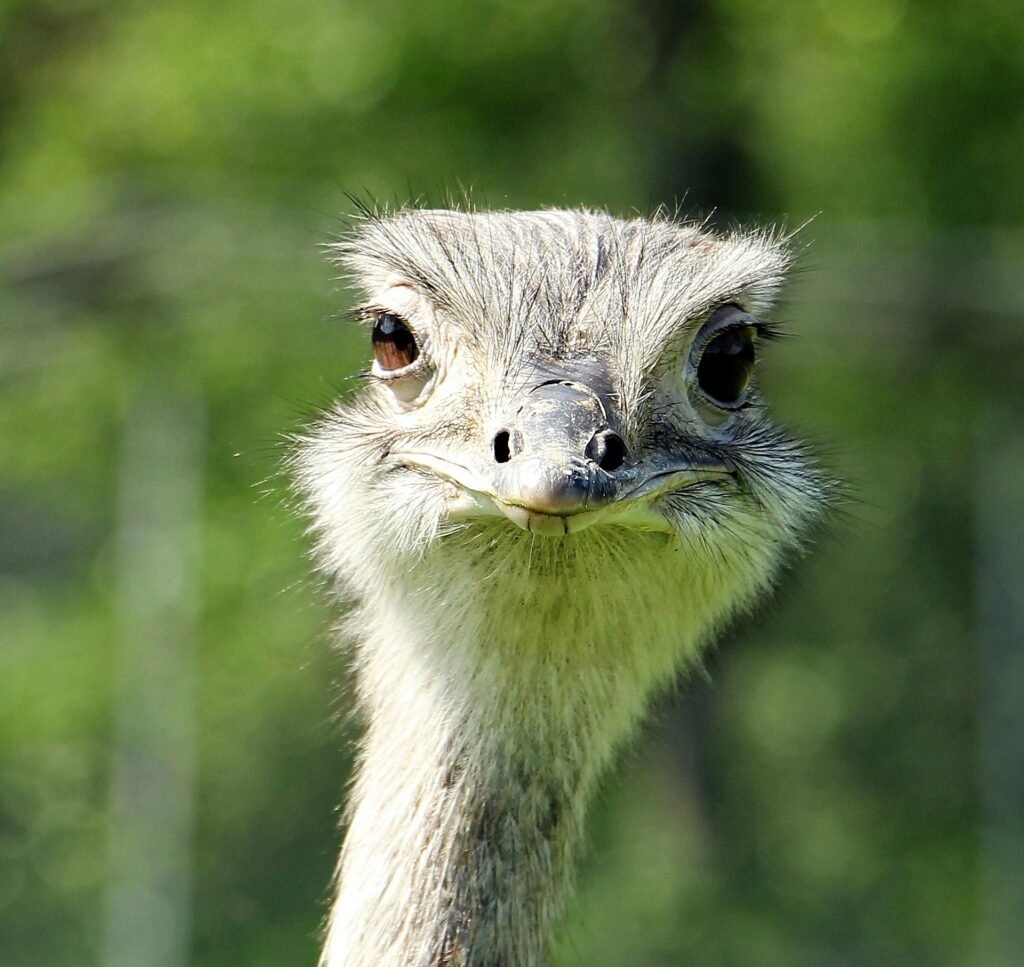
[[692, 304, 761, 348], [370, 361, 423, 381]]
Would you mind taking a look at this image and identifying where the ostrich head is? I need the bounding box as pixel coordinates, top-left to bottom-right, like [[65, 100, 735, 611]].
[[295, 208, 829, 967]]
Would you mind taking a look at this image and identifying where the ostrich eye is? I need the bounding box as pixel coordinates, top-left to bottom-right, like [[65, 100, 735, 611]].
[[697, 325, 756, 407], [372, 312, 419, 371]]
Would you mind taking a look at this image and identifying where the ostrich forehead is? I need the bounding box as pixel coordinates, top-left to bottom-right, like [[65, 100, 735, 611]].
[[334, 208, 792, 368]]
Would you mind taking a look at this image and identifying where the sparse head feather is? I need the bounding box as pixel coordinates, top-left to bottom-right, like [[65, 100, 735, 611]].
[[332, 207, 790, 348]]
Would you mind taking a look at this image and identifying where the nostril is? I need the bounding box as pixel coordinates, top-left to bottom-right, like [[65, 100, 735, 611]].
[[493, 430, 512, 464], [586, 430, 626, 472]]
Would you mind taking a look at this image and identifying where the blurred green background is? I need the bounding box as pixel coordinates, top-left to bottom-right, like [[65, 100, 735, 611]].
[[3, 0, 1023, 964]]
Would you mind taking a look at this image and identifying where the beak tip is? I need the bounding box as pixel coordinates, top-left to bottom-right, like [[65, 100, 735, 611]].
[[496, 458, 616, 517]]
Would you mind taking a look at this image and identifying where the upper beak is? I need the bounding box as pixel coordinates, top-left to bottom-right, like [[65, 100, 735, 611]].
[[489, 379, 621, 524]]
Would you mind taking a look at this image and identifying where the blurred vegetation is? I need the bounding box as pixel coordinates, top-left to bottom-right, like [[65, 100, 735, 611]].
[[2, 0, 1022, 965]]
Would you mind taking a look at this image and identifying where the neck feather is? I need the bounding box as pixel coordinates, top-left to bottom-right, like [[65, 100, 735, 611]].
[[320, 526, 762, 966]]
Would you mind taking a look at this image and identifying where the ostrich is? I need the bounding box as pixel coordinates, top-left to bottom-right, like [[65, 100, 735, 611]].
[[294, 207, 829, 966]]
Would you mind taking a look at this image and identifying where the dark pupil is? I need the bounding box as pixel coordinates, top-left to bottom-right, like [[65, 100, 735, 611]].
[[697, 326, 755, 405], [372, 313, 419, 370]]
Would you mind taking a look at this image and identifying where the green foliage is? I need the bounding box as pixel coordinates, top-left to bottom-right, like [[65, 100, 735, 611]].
[[2, 0, 1021, 963]]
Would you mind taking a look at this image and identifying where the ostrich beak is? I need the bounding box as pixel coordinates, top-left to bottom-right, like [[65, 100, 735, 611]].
[[391, 376, 732, 537], [484, 378, 624, 535]]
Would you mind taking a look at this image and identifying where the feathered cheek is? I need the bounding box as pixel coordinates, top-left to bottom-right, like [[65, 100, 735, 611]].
[[368, 470, 451, 553]]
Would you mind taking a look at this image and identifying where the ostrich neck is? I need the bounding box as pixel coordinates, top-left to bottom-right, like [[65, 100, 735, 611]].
[[317, 524, 730, 967], [319, 584, 686, 967]]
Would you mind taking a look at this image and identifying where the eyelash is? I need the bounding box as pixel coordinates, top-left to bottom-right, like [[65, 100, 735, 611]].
[[350, 303, 388, 324]]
